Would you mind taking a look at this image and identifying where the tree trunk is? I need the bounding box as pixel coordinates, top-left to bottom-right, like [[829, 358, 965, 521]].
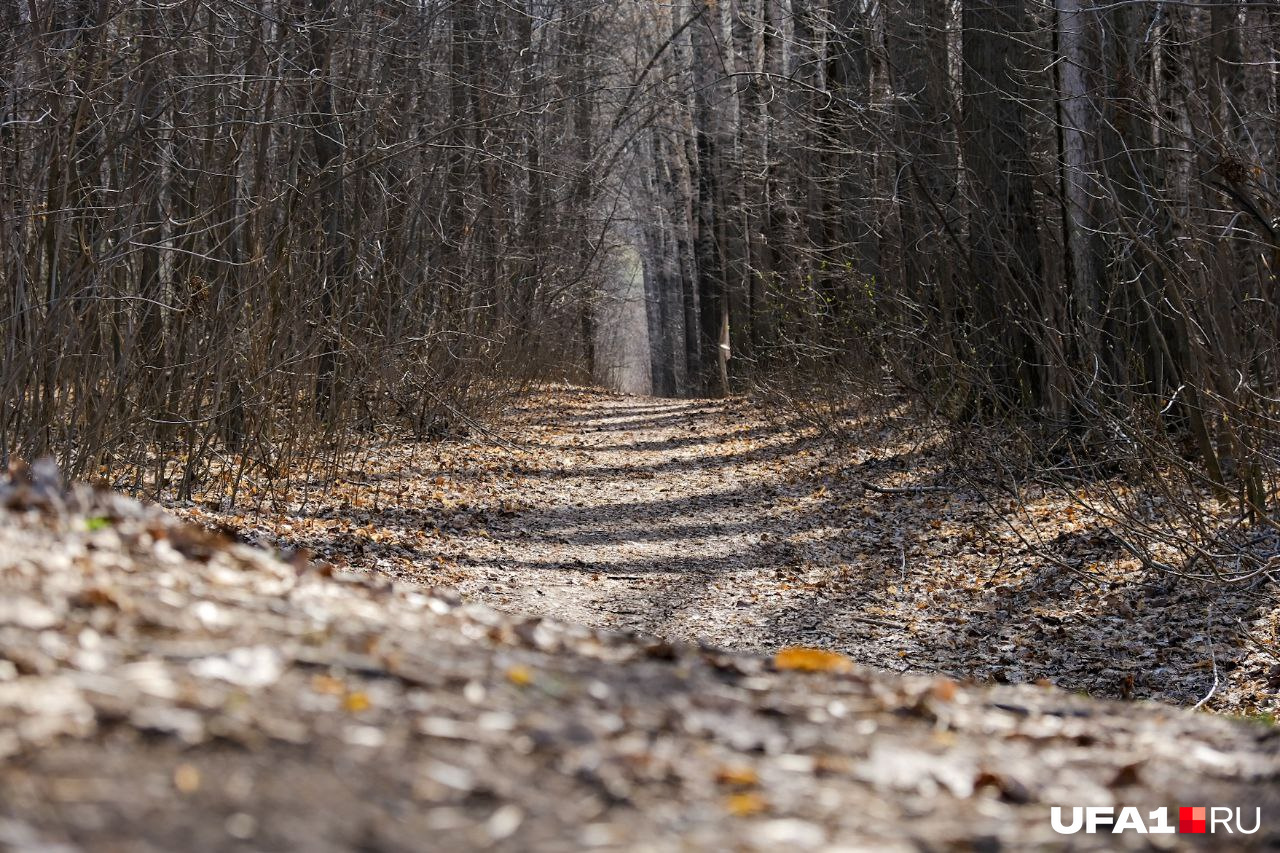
[[308, 0, 348, 421], [961, 0, 1043, 409]]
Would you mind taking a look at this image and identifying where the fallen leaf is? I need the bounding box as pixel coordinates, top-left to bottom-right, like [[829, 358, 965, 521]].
[[311, 674, 345, 695], [774, 647, 853, 673], [725, 792, 768, 816], [715, 765, 759, 788], [173, 763, 201, 794]]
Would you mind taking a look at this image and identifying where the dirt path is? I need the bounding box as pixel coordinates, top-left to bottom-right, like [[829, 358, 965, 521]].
[[163, 386, 1279, 712], [3, 461, 1278, 851], [452, 393, 813, 643], [433, 389, 1279, 715]]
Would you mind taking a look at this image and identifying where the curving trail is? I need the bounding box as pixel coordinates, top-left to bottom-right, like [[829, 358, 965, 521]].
[[449, 392, 863, 648]]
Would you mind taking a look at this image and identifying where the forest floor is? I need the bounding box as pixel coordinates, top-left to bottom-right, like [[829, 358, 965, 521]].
[[173, 386, 1280, 717], [4, 387, 1280, 851]]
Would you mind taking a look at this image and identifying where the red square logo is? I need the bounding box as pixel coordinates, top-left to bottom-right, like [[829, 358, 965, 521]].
[[1180, 807, 1206, 834]]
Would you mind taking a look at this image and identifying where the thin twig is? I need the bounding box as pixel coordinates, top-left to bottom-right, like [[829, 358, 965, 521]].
[[850, 614, 901, 631], [859, 480, 948, 495], [1192, 606, 1219, 711]]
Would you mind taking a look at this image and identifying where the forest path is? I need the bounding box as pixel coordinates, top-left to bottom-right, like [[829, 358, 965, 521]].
[[7, 462, 1278, 851], [436, 388, 1275, 713], [451, 390, 840, 649], [172, 386, 1277, 712]]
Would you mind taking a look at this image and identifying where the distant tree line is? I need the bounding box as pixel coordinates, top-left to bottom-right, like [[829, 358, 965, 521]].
[[3, 0, 1278, 518]]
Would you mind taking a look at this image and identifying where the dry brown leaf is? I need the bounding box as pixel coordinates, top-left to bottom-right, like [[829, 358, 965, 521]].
[[311, 674, 345, 695], [930, 679, 958, 702], [506, 665, 533, 686], [714, 765, 759, 788], [173, 763, 201, 794], [725, 792, 768, 816], [774, 647, 853, 673]]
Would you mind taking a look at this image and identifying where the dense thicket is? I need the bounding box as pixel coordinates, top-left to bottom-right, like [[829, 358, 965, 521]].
[[4, 0, 1280, 521], [1, 0, 629, 495], [632, 0, 1280, 524]]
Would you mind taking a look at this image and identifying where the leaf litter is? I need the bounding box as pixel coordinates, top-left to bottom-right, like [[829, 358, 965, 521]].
[[0, 387, 1278, 850]]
